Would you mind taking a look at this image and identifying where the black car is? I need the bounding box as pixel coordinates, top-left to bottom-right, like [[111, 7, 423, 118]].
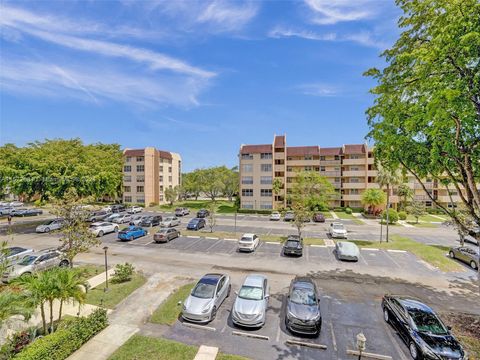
[[111, 204, 126, 213], [196, 209, 210, 218], [187, 218, 206, 230], [283, 235, 303, 257], [139, 215, 162, 227], [285, 277, 321, 336], [382, 295, 465, 360], [87, 211, 109, 222], [12, 208, 43, 217]]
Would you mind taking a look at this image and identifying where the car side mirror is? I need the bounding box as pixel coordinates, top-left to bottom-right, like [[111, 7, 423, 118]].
[[447, 325, 452, 331], [265, 294, 270, 299]]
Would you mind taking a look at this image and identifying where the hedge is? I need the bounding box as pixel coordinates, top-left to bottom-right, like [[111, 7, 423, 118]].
[[15, 309, 108, 360], [237, 209, 272, 215]]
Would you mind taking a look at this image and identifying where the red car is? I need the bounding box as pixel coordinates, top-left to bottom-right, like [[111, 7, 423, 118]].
[[313, 213, 325, 223]]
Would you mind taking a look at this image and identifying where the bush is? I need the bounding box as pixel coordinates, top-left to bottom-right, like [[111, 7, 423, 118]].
[[398, 211, 407, 220], [112, 263, 135, 284], [382, 209, 399, 224], [345, 207, 352, 214], [15, 309, 108, 360], [237, 209, 272, 215], [333, 207, 344, 212], [33, 199, 45, 207]]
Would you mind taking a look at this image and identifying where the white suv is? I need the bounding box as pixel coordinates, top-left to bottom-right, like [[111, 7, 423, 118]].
[[329, 222, 347, 239], [89, 222, 119, 237], [238, 233, 260, 252]]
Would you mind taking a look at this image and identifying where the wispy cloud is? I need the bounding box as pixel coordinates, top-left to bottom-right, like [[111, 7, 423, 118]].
[[297, 83, 339, 97], [304, 0, 379, 25]]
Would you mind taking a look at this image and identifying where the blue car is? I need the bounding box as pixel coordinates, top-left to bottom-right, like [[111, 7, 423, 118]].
[[187, 218, 206, 230], [118, 226, 147, 241]]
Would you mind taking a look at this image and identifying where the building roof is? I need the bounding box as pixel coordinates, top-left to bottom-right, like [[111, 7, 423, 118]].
[[286, 146, 319, 157], [240, 144, 272, 154], [319, 147, 342, 156], [274, 135, 285, 148], [157, 150, 173, 160], [123, 149, 144, 157], [343, 144, 366, 154]]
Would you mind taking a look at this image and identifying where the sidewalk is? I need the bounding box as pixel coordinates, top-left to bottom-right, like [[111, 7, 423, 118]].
[[68, 272, 191, 360]]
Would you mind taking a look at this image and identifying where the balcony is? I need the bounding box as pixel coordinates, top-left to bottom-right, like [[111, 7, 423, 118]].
[[274, 164, 285, 172], [367, 157, 375, 164], [343, 158, 366, 165], [343, 170, 366, 177], [342, 194, 362, 201], [320, 160, 341, 166], [367, 183, 380, 189], [367, 170, 378, 177], [342, 182, 366, 189], [414, 183, 434, 190], [437, 195, 460, 203], [331, 182, 342, 189], [321, 171, 341, 177], [287, 159, 320, 167]]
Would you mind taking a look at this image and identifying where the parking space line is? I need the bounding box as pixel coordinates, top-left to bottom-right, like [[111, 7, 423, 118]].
[[330, 322, 337, 352], [346, 350, 392, 360], [186, 236, 200, 239], [224, 238, 237, 241], [362, 248, 380, 251], [232, 331, 269, 341], [384, 323, 409, 360], [205, 240, 221, 252], [285, 339, 327, 350], [310, 244, 327, 247], [266, 241, 280, 245], [383, 251, 401, 269], [206, 237, 218, 240], [182, 237, 204, 250], [144, 240, 154, 246], [275, 324, 281, 342], [182, 322, 216, 332], [387, 249, 407, 253]]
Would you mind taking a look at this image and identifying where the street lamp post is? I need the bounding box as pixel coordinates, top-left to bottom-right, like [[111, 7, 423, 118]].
[[356, 332, 366, 360], [103, 246, 109, 292]]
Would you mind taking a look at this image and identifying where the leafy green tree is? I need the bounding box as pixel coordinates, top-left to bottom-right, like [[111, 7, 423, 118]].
[[164, 187, 177, 206], [377, 168, 402, 242], [223, 166, 239, 202], [361, 189, 387, 214], [365, 0, 480, 236], [182, 171, 203, 200], [408, 200, 425, 224], [200, 167, 225, 202], [207, 202, 217, 233], [397, 184, 414, 212], [14, 274, 49, 334], [0, 290, 35, 326], [55, 268, 87, 323]]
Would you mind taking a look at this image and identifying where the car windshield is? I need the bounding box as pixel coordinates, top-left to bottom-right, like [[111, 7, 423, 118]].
[[190, 219, 199, 224], [286, 240, 300, 247], [120, 227, 131, 232], [408, 309, 448, 335], [165, 217, 174, 221], [333, 224, 344, 230], [238, 286, 263, 300], [18, 255, 37, 265], [290, 287, 316, 306], [89, 225, 99, 229], [241, 237, 253, 242], [191, 281, 216, 299], [175, 208, 182, 211], [5, 247, 25, 256], [44, 220, 54, 225]]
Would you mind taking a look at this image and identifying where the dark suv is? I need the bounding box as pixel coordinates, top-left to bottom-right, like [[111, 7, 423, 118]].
[[196, 209, 210, 218], [139, 215, 162, 227], [111, 204, 126, 213], [313, 213, 325, 223], [283, 235, 303, 257]]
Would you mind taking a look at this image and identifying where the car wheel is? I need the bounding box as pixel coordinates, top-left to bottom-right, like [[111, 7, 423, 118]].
[[409, 342, 419, 360], [130, 236, 134, 241], [449, 251, 455, 259], [383, 308, 390, 323], [227, 284, 231, 298], [44, 227, 50, 233], [211, 306, 217, 321], [471, 261, 478, 270], [59, 260, 69, 268], [98, 231, 104, 237]]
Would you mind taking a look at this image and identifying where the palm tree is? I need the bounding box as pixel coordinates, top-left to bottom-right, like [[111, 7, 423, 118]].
[[14, 274, 49, 334], [0, 290, 35, 326], [361, 189, 387, 214], [55, 268, 87, 323], [377, 168, 402, 242], [397, 183, 414, 211]]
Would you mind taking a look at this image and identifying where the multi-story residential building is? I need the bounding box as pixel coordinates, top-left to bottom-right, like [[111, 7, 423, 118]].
[[239, 134, 462, 210], [122, 147, 181, 206]]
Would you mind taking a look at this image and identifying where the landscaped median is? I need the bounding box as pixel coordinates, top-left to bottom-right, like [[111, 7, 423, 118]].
[[150, 282, 194, 325]]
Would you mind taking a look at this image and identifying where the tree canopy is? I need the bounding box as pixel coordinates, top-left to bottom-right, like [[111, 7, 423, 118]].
[[182, 166, 238, 201]]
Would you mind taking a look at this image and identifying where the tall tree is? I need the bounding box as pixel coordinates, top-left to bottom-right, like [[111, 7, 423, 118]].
[[223, 167, 239, 202], [408, 200, 425, 224], [182, 172, 202, 200], [397, 183, 414, 212], [200, 167, 226, 201], [361, 188, 387, 214], [164, 187, 177, 206], [55, 268, 87, 323], [14, 274, 48, 334], [377, 168, 402, 242]]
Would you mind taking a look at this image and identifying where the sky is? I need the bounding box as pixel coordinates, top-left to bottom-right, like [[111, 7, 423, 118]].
[[0, 0, 402, 171]]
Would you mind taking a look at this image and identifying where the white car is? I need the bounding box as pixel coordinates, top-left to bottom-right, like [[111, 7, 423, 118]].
[[130, 215, 147, 226], [127, 206, 143, 214], [100, 206, 113, 214], [9, 201, 24, 207], [238, 233, 260, 252], [112, 214, 132, 224], [36, 219, 65, 233], [329, 222, 348, 239], [105, 213, 121, 222], [270, 211, 281, 221], [89, 222, 119, 237], [161, 216, 181, 227]]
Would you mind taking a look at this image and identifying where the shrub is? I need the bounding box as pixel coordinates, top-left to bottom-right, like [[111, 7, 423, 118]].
[[112, 263, 135, 283], [15, 309, 108, 360], [398, 211, 407, 220], [382, 209, 399, 224], [345, 207, 352, 214], [237, 209, 272, 215], [33, 199, 45, 207]]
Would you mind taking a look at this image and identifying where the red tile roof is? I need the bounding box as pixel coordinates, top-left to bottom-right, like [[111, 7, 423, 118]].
[[274, 135, 285, 148], [343, 144, 366, 154], [319, 147, 342, 156], [240, 144, 272, 154], [157, 150, 173, 159], [286, 146, 319, 156], [123, 149, 144, 157]]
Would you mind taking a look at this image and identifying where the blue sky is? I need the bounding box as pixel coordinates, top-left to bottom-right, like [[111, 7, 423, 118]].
[[0, 0, 401, 171]]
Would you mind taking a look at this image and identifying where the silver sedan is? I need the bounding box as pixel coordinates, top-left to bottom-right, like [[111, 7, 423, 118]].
[[231, 274, 269, 328], [449, 246, 479, 270], [335, 241, 360, 261]]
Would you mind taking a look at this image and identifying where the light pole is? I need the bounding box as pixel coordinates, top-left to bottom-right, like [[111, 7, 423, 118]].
[[356, 332, 366, 360], [103, 246, 109, 292]]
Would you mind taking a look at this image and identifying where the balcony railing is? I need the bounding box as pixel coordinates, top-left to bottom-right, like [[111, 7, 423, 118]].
[[320, 160, 341, 165], [321, 171, 341, 177], [343, 158, 366, 165], [342, 182, 366, 189]]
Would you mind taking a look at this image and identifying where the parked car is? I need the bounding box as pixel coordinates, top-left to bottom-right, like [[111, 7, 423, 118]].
[[313, 213, 325, 223], [36, 218, 65, 233], [89, 222, 119, 237], [329, 222, 347, 239], [0, 247, 34, 265], [0, 207, 13, 215], [105, 213, 121, 222], [335, 241, 359, 261], [129, 215, 147, 226], [187, 218, 206, 230], [449, 246, 479, 270], [2, 249, 69, 283], [160, 216, 181, 227], [382, 295, 465, 360], [118, 226, 147, 241], [100, 206, 113, 213], [12, 208, 43, 217], [182, 273, 231, 323], [127, 206, 143, 214], [238, 233, 260, 252], [111, 204, 126, 213], [196, 209, 210, 218], [466, 227, 479, 246], [139, 215, 162, 227], [154, 228, 180, 243], [285, 277, 321, 336], [284, 211, 295, 221], [0, 201, 9, 206], [283, 235, 303, 257], [175, 207, 190, 216], [87, 211, 109, 222], [270, 211, 281, 221], [232, 274, 269, 328], [9, 201, 24, 207], [112, 214, 132, 224]]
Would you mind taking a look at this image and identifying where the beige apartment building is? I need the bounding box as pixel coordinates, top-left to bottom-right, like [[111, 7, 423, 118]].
[[239, 134, 462, 210], [122, 147, 181, 206]]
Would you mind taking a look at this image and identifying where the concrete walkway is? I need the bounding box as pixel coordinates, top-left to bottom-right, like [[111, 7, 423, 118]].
[[194, 345, 219, 360], [329, 211, 339, 219], [68, 272, 191, 360]]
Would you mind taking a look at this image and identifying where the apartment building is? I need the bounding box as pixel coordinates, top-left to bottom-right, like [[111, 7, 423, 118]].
[[239, 134, 461, 210], [122, 147, 181, 205]]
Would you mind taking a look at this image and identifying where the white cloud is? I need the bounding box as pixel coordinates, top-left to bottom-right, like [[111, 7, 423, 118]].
[[297, 83, 339, 97], [304, 0, 379, 25]]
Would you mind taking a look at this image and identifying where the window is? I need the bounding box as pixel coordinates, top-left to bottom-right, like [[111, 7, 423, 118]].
[[123, 165, 131, 172], [160, 166, 163, 172], [261, 164, 272, 172], [320, 166, 325, 171], [275, 159, 284, 165], [260, 189, 272, 197], [287, 166, 293, 172], [304, 155, 312, 160], [320, 156, 325, 161], [241, 154, 253, 160], [160, 185, 164, 191], [351, 189, 359, 194], [351, 154, 359, 159], [136, 186, 144, 192], [137, 197, 145, 204], [242, 164, 253, 173], [123, 175, 131, 182], [136, 165, 144, 172], [426, 201, 432, 207], [334, 177, 341, 182], [136, 156, 144, 162], [351, 167, 359, 171], [261, 153, 272, 159], [136, 175, 144, 183], [242, 189, 253, 197], [125, 157, 131, 162], [334, 155, 340, 160], [160, 176, 163, 182], [123, 186, 131, 192], [242, 176, 254, 184], [287, 177, 293, 183], [169, 167, 172, 173], [260, 176, 272, 184], [351, 178, 360, 183], [124, 196, 132, 202], [304, 166, 312, 171], [160, 195, 164, 201], [260, 202, 273, 209], [242, 202, 254, 209], [168, 176, 172, 182]]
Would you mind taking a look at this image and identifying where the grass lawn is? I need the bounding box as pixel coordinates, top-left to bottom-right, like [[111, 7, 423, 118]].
[[156, 200, 236, 214], [353, 235, 462, 272], [407, 221, 439, 228], [334, 211, 365, 225], [85, 272, 146, 309], [320, 211, 333, 219], [75, 264, 105, 281], [109, 335, 248, 360], [406, 214, 448, 223], [150, 283, 194, 325]]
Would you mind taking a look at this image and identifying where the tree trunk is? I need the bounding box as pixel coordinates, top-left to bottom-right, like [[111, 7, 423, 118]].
[[58, 299, 63, 323], [49, 300, 54, 333], [40, 302, 47, 335], [459, 232, 465, 246], [386, 185, 390, 243]]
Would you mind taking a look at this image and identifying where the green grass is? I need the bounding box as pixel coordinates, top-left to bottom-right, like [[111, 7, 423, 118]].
[[85, 272, 146, 309], [156, 200, 236, 214], [354, 235, 462, 272], [320, 211, 333, 219], [150, 283, 195, 325], [406, 214, 448, 223], [108, 335, 249, 360], [74, 264, 105, 281], [407, 221, 438, 228]]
